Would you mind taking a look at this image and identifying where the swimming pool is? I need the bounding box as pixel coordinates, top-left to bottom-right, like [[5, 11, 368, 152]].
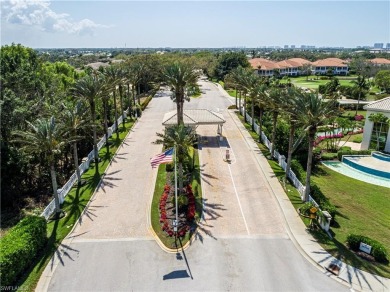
[[322, 161, 390, 188]]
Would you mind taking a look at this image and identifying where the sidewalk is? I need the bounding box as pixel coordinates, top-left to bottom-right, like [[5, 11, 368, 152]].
[[216, 83, 389, 292]]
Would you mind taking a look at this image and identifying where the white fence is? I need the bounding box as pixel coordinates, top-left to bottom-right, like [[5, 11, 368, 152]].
[[238, 107, 332, 231], [41, 111, 128, 219], [238, 106, 315, 202]]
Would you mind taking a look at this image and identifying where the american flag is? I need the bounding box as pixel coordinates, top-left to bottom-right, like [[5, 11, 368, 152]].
[[150, 148, 174, 168]]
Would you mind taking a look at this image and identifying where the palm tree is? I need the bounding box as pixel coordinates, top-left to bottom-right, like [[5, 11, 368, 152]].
[[280, 88, 302, 180], [155, 124, 197, 191], [13, 117, 66, 215], [72, 73, 107, 175], [294, 92, 339, 201], [265, 86, 285, 157], [351, 75, 369, 115], [61, 101, 89, 185], [162, 62, 199, 125], [103, 66, 122, 139]]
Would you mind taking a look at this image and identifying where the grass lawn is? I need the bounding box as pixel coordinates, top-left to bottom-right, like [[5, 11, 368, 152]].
[[311, 165, 390, 278], [16, 119, 135, 291], [151, 147, 202, 249], [234, 111, 390, 278], [286, 76, 354, 89]]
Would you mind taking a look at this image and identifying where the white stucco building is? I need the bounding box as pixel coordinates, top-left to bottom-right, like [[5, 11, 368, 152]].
[[361, 97, 390, 152]]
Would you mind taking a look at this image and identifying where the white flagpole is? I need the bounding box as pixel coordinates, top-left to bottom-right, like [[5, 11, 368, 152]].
[[174, 144, 178, 233]]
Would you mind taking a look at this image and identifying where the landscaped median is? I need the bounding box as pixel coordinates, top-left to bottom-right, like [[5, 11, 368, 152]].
[[234, 111, 390, 278], [14, 119, 135, 291], [151, 146, 202, 249]]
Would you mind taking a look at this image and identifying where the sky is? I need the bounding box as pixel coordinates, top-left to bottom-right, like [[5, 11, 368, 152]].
[[1, 0, 389, 48]]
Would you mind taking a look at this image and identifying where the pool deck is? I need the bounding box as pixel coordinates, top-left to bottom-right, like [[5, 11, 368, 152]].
[[345, 155, 390, 173]]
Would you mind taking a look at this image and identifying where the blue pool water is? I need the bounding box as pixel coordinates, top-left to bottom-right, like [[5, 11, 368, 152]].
[[322, 161, 390, 188]]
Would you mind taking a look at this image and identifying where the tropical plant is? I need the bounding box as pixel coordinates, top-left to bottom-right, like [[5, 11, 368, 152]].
[[154, 124, 197, 192], [294, 92, 339, 201], [60, 101, 90, 185], [72, 73, 107, 175], [103, 66, 123, 139], [12, 117, 67, 215], [351, 75, 369, 115], [162, 62, 199, 125]]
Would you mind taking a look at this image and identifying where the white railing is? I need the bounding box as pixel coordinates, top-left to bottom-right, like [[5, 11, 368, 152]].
[[41, 111, 128, 219], [237, 105, 307, 199]]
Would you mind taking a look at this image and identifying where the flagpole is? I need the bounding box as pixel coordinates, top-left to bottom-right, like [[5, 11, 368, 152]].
[[174, 144, 178, 234]]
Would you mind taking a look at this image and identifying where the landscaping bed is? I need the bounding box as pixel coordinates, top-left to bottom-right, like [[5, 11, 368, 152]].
[[151, 147, 202, 249]]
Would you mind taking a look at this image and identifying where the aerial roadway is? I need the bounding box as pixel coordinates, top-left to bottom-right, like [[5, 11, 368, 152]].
[[39, 80, 347, 291]]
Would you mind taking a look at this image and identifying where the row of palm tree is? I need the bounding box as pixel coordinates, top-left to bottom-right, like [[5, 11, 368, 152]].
[[225, 66, 339, 202]]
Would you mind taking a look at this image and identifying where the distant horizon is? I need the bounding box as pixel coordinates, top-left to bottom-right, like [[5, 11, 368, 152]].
[[2, 0, 389, 48]]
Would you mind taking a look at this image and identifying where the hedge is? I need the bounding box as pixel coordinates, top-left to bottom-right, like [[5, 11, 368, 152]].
[[310, 183, 337, 222], [337, 149, 372, 161], [141, 95, 153, 111], [290, 159, 306, 182], [0, 215, 47, 286], [346, 234, 388, 263]]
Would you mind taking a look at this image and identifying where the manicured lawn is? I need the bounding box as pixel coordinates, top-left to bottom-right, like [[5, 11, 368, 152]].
[[16, 119, 135, 291], [151, 147, 202, 249], [311, 165, 390, 278], [289, 77, 356, 89], [234, 110, 390, 278]]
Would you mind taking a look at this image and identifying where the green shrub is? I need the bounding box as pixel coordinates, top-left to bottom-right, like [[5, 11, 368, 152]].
[[337, 150, 372, 161], [228, 104, 237, 110], [352, 136, 363, 143], [310, 183, 336, 221], [141, 95, 153, 111], [346, 234, 388, 263], [318, 84, 326, 94], [321, 152, 338, 160], [290, 159, 306, 182], [0, 215, 47, 286]]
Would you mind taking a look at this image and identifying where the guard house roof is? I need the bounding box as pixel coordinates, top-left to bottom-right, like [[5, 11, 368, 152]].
[[162, 109, 226, 126], [363, 96, 390, 113]]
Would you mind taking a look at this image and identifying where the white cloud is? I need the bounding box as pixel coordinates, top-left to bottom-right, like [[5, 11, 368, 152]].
[[1, 0, 107, 35]]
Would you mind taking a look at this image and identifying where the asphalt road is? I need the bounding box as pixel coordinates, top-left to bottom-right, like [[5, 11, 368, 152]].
[[44, 81, 347, 292]]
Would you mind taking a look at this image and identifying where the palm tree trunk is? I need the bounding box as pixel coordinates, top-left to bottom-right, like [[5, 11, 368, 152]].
[[243, 94, 247, 123], [355, 91, 361, 116], [119, 85, 125, 130], [127, 84, 132, 116], [258, 108, 263, 143], [132, 85, 137, 117], [304, 129, 316, 202], [73, 142, 81, 183], [239, 90, 242, 113], [235, 87, 238, 107], [270, 111, 278, 157], [50, 163, 61, 214], [285, 120, 296, 180], [91, 103, 99, 175], [103, 100, 110, 153], [251, 97, 255, 131], [113, 90, 119, 139]]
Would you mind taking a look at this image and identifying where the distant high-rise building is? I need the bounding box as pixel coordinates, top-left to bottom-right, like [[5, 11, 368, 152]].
[[291, 45, 295, 49], [374, 43, 384, 49], [284, 45, 289, 49], [386, 43, 390, 49]]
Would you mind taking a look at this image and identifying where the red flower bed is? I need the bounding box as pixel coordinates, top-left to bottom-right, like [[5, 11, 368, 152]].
[[159, 184, 196, 238]]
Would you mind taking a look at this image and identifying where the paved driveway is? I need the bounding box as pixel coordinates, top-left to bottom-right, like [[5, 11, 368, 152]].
[[41, 82, 347, 292]]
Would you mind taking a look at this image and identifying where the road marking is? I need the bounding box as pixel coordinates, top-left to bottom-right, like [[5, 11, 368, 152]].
[[227, 162, 250, 235]]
